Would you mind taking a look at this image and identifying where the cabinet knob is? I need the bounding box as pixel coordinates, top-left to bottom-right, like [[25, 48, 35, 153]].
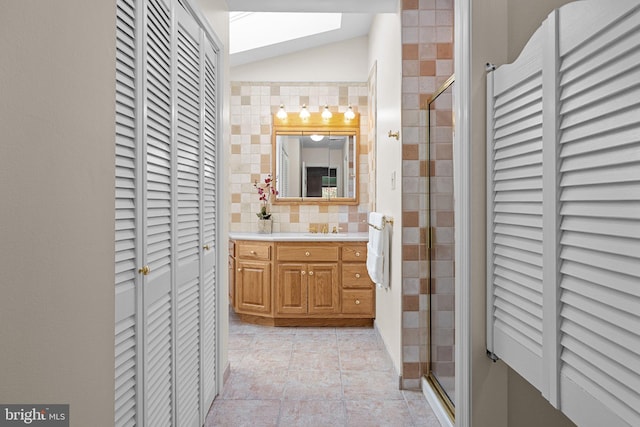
[[355, 273, 361, 278], [308, 271, 314, 276], [203, 244, 210, 251], [355, 299, 361, 305], [301, 271, 306, 275], [355, 252, 361, 257], [250, 250, 256, 255], [305, 251, 310, 257], [138, 265, 150, 276], [237, 268, 242, 272]]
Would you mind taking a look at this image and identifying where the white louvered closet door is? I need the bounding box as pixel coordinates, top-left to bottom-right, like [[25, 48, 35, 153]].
[[174, 4, 202, 427], [201, 38, 218, 415], [555, 2, 640, 426], [486, 29, 545, 391], [115, 0, 141, 424], [487, 1, 640, 426], [143, 0, 174, 425]]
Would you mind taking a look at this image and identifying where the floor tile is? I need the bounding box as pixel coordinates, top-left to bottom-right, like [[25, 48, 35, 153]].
[[205, 399, 280, 427], [208, 309, 442, 427], [345, 400, 414, 427], [279, 400, 347, 427]]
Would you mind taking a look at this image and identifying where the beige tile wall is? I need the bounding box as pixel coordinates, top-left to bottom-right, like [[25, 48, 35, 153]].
[[229, 82, 372, 233], [401, 0, 454, 389]]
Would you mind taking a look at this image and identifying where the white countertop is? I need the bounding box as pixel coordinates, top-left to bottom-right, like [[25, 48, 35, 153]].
[[228, 232, 369, 242]]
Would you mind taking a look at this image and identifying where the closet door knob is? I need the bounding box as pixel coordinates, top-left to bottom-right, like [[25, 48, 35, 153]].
[[355, 273, 361, 279], [203, 244, 210, 251], [138, 265, 150, 276]]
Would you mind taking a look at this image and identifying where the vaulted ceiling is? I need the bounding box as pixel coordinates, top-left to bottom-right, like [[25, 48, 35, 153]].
[[227, 0, 398, 66]]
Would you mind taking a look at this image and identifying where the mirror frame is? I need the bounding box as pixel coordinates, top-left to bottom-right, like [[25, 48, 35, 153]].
[[272, 111, 360, 205]]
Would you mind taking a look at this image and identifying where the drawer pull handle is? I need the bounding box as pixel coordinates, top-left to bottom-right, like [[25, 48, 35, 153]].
[[355, 273, 361, 278], [305, 251, 310, 257], [308, 271, 314, 276], [355, 252, 361, 257], [355, 299, 361, 305]]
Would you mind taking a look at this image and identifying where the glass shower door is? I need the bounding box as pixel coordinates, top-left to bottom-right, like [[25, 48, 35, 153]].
[[426, 75, 455, 418]]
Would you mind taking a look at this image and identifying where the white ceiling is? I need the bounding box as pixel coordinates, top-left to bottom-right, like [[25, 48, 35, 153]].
[[227, 0, 399, 67]]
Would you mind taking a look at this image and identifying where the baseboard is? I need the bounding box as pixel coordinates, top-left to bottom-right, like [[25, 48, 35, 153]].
[[373, 319, 402, 388]]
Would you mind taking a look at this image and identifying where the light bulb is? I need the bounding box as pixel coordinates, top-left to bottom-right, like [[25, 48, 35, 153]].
[[345, 105, 355, 121], [321, 105, 333, 120], [299, 104, 310, 120], [276, 104, 287, 120]]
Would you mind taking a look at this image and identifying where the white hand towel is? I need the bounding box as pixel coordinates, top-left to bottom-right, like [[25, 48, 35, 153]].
[[366, 212, 390, 288]]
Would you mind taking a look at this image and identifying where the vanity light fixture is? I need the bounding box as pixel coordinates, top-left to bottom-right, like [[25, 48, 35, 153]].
[[344, 105, 356, 121], [276, 104, 288, 120], [310, 134, 324, 142], [299, 104, 311, 120], [321, 105, 333, 120]]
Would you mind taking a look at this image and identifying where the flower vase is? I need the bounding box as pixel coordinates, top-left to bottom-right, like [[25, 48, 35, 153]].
[[257, 218, 273, 234]]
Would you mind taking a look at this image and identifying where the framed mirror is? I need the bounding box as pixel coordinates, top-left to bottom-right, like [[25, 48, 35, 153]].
[[272, 112, 360, 204]]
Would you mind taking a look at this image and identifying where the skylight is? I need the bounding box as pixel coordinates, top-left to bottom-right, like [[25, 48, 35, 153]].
[[229, 12, 343, 54]]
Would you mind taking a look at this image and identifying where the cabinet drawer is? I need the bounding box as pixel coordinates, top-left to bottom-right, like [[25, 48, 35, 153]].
[[237, 242, 271, 260], [342, 289, 374, 315], [277, 245, 339, 261], [342, 263, 373, 289], [342, 245, 367, 261]]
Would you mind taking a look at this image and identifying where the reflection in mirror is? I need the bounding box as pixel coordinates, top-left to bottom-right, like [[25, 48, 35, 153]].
[[272, 112, 359, 204]]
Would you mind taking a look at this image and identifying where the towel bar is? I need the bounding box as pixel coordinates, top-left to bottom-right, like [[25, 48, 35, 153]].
[[365, 216, 394, 231]]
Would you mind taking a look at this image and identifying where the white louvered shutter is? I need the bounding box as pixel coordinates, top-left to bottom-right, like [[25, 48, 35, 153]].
[[486, 29, 545, 390], [174, 4, 202, 426], [487, 1, 640, 426], [201, 38, 218, 413], [555, 2, 640, 426], [143, 0, 174, 425], [114, 0, 140, 425]]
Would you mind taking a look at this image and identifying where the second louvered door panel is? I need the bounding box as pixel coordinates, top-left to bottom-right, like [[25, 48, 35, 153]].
[[175, 5, 202, 427], [143, 0, 173, 425]]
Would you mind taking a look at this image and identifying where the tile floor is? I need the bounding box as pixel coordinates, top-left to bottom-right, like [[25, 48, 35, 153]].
[[205, 310, 442, 427]]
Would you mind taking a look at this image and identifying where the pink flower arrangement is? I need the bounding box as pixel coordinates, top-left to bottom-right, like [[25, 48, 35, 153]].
[[254, 174, 278, 219]]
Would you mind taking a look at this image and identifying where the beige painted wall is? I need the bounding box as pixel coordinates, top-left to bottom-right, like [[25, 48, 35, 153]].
[[469, 0, 576, 426], [0, 0, 116, 425], [368, 11, 403, 376]]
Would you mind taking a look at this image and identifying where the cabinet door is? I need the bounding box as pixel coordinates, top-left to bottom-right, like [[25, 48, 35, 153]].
[[276, 263, 308, 315], [308, 263, 340, 314], [236, 260, 271, 315]]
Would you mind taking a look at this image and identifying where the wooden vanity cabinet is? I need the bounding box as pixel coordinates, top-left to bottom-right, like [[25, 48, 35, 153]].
[[275, 244, 340, 316], [341, 244, 375, 316], [234, 241, 273, 316], [230, 238, 374, 326]]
